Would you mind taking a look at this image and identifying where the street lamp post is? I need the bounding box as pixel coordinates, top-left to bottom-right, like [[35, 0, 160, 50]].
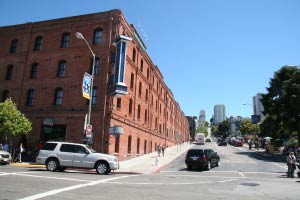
[[76, 32, 96, 133]]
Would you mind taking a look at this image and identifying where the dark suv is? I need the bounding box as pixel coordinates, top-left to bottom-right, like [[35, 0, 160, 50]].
[[185, 148, 219, 170]]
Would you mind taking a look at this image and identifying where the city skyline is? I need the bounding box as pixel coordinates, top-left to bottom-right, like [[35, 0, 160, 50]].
[[1, 0, 299, 119]]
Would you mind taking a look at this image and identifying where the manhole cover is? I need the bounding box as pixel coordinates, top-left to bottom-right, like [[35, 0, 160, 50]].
[[240, 182, 259, 186], [169, 176, 176, 179]]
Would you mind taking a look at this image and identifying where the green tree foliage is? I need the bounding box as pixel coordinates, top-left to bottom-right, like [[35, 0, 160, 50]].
[[240, 119, 259, 135], [261, 66, 300, 145], [217, 120, 230, 138], [0, 98, 32, 137]]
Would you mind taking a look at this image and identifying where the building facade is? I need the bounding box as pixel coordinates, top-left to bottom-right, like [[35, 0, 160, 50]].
[[198, 110, 206, 128], [213, 104, 226, 124], [0, 9, 189, 160], [252, 93, 264, 122]]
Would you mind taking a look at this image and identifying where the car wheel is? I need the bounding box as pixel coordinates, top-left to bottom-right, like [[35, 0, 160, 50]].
[[46, 159, 59, 172], [206, 161, 211, 170], [96, 161, 109, 175]]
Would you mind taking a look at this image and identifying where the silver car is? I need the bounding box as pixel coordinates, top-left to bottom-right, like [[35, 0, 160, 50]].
[[36, 141, 119, 174], [0, 150, 12, 165]]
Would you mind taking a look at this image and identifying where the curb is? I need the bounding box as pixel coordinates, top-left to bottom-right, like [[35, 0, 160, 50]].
[[10, 162, 45, 168]]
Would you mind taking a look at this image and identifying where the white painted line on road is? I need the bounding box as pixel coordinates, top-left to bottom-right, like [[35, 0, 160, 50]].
[[271, 162, 288, 170], [238, 172, 245, 178], [14, 173, 91, 182], [19, 175, 136, 200]]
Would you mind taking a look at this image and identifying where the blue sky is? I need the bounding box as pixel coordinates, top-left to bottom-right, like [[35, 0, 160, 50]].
[[1, 0, 300, 120]]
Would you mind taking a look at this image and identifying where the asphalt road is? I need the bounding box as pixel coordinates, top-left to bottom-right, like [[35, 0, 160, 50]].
[[1, 142, 299, 200]]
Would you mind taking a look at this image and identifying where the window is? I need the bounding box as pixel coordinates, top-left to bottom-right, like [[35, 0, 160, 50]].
[[30, 63, 38, 79], [26, 89, 35, 106], [117, 98, 121, 109], [144, 109, 147, 123], [92, 87, 97, 105], [144, 140, 147, 154], [129, 98, 133, 114], [54, 88, 63, 105], [60, 144, 75, 153], [137, 104, 141, 120], [6, 65, 13, 80], [41, 143, 57, 151], [91, 57, 100, 75], [147, 68, 150, 79], [2, 90, 9, 102], [132, 48, 136, 62], [145, 89, 148, 101], [138, 82, 142, 96], [115, 136, 120, 153], [10, 39, 18, 54], [130, 73, 134, 89], [57, 60, 66, 77], [93, 29, 103, 45], [34, 36, 42, 51], [127, 135, 132, 154], [137, 138, 140, 154], [61, 32, 70, 48], [140, 59, 143, 72]]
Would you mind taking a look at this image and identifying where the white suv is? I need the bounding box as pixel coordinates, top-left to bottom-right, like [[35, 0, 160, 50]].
[[36, 141, 119, 174]]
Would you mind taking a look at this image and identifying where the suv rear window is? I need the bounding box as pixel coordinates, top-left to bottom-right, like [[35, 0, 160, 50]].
[[42, 143, 57, 151], [187, 149, 204, 157]]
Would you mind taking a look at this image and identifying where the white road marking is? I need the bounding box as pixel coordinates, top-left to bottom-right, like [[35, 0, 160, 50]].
[[15, 173, 91, 182], [271, 162, 288, 170], [19, 175, 135, 200], [238, 172, 245, 178]]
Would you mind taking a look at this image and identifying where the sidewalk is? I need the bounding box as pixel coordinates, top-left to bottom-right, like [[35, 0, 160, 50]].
[[10, 142, 192, 174], [117, 142, 192, 174]]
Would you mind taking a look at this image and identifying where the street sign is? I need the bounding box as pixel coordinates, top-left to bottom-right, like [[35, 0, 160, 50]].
[[82, 72, 92, 99], [86, 124, 92, 138]]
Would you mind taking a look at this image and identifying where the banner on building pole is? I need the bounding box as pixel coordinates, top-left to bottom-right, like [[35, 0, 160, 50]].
[[82, 72, 92, 99]]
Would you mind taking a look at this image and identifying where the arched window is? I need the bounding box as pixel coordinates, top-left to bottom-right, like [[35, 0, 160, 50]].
[[2, 90, 9, 102], [128, 98, 133, 115], [132, 48, 136, 62], [145, 89, 148, 101], [93, 29, 103, 45], [144, 109, 147, 123], [6, 65, 13, 80], [61, 32, 70, 48], [137, 138, 140, 154], [27, 89, 35, 106], [30, 63, 38, 79], [144, 140, 147, 154], [138, 81, 142, 96], [140, 59, 143, 72], [114, 135, 120, 153], [34, 36, 42, 51], [130, 73, 134, 89], [137, 104, 141, 120], [127, 135, 132, 154], [10, 39, 18, 54], [54, 88, 63, 105], [57, 60, 66, 77]]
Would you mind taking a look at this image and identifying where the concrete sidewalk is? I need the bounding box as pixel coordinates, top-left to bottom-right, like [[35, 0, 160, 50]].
[[10, 142, 192, 174], [118, 142, 192, 174]]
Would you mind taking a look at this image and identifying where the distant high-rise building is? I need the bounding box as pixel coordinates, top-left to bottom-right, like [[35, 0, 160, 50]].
[[198, 110, 206, 128], [214, 104, 226, 124], [252, 93, 264, 122]]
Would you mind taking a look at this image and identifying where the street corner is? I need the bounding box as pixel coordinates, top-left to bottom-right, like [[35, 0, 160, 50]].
[[10, 162, 45, 168]]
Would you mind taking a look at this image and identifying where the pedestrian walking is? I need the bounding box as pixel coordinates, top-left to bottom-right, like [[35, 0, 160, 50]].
[[286, 151, 297, 178], [161, 146, 165, 157], [15, 143, 24, 163], [157, 145, 161, 157]]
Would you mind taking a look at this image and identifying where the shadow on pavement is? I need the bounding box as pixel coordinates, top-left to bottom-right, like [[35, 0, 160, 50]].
[[234, 151, 285, 163]]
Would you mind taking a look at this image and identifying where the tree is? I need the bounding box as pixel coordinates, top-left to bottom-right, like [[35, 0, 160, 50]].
[[240, 119, 259, 136], [0, 98, 32, 152], [261, 66, 300, 145], [217, 120, 230, 138]]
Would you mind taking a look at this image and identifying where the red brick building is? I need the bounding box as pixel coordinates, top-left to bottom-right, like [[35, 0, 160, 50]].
[[0, 9, 189, 160]]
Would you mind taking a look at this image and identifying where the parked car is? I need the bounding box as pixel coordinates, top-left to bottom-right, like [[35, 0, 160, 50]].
[[218, 140, 227, 146], [205, 138, 211, 143], [0, 150, 12, 165], [185, 147, 220, 170], [36, 141, 119, 174]]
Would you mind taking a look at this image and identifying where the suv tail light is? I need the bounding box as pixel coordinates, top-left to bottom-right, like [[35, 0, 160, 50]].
[[203, 154, 207, 161]]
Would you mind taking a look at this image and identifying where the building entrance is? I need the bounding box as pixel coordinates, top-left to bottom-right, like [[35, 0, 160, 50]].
[[42, 125, 66, 141]]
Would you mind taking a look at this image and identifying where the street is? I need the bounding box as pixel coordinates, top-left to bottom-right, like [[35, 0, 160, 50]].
[[0, 142, 299, 200]]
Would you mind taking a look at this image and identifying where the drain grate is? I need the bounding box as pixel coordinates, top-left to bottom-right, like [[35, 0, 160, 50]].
[[240, 182, 259, 186]]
